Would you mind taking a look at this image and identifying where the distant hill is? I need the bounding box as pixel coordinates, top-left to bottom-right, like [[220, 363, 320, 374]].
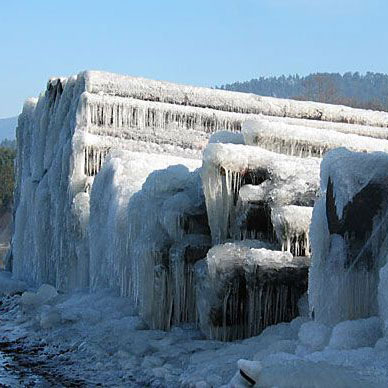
[[0, 116, 18, 141], [218, 72, 388, 112]]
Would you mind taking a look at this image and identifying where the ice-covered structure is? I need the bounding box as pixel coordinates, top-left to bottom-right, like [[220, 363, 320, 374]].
[[12, 70, 365, 291], [11, 70, 388, 342], [197, 142, 318, 340], [309, 148, 388, 325]]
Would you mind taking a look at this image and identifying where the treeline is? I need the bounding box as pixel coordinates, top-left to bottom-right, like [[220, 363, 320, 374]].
[[218, 72, 388, 112], [0, 140, 16, 213]]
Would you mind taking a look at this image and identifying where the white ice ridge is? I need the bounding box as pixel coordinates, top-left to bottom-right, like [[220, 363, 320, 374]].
[[271, 206, 313, 256], [201, 143, 320, 244], [83, 71, 388, 127], [243, 118, 388, 158], [264, 114, 388, 140]]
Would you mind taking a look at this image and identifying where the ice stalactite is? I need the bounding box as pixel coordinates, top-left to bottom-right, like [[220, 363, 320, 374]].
[[81, 92, 243, 134], [201, 143, 320, 245], [309, 148, 388, 325], [195, 241, 309, 341], [84, 146, 110, 177], [84, 71, 388, 127], [242, 119, 388, 158], [124, 167, 210, 330], [89, 152, 212, 330], [271, 206, 313, 256], [170, 235, 212, 325]]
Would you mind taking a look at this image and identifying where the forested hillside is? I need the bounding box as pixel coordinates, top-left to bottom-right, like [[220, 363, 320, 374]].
[[218, 72, 388, 112], [0, 146, 15, 213]]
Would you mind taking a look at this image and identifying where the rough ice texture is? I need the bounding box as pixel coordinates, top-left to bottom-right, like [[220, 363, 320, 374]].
[[201, 143, 320, 245], [12, 71, 251, 291], [309, 148, 388, 325], [271, 206, 313, 256], [84, 71, 388, 127], [89, 150, 208, 329], [195, 241, 309, 341], [260, 113, 388, 140], [243, 118, 388, 158], [12, 70, 388, 292], [89, 150, 201, 291], [320, 148, 388, 218], [328, 317, 382, 350]]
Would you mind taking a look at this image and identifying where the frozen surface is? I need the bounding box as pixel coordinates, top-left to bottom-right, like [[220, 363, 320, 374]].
[[201, 143, 320, 244], [10, 71, 388, 386], [328, 317, 382, 350], [1, 273, 388, 387], [195, 241, 308, 341], [243, 118, 388, 158], [309, 148, 388, 325], [84, 71, 388, 127], [260, 113, 388, 140], [89, 149, 201, 293], [271, 206, 313, 256], [320, 148, 388, 218]]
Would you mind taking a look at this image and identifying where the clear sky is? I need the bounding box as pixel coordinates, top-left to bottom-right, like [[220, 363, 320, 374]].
[[0, 0, 387, 118]]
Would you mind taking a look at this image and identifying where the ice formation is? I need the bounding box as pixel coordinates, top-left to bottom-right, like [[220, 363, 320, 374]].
[[271, 206, 313, 256], [85, 71, 388, 127], [243, 118, 388, 158], [309, 148, 388, 325], [201, 143, 320, 245], [11, 69, 388, 349], [258, 113, 388, 140], [9, 70, 388, 386], [90, 153, 209, 330], [195, 241, 309, 341]]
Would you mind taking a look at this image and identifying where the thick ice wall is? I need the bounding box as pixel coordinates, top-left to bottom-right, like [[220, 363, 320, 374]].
[[195, 241, 309, 341], [89, 150, 201, 292], [84, 71, 388, 127], [201, 143, 320, 244], [89, 151, 209, 329], [309, 148, 388, 325], [12, 75, 92, 289], [243, 119, 388, 158]]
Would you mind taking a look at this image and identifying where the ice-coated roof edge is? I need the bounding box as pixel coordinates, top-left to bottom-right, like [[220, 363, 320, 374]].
[[79, 70, 388, 127], [28, 70, 388, 128]]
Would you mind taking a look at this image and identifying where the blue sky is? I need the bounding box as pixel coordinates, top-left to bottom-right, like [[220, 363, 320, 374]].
[[0, 0, 387, 118]]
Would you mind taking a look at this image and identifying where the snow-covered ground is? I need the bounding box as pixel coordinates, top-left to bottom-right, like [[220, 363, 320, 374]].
[[1, 271, 388, 387]]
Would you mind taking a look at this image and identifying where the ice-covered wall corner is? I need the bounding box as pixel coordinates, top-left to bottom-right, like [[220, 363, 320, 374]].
[[309, 148, 388, 325], [11, 74, 89, 290]]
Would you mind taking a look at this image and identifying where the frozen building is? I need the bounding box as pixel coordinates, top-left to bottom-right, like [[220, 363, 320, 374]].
[[9, 70, 388, 339]]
